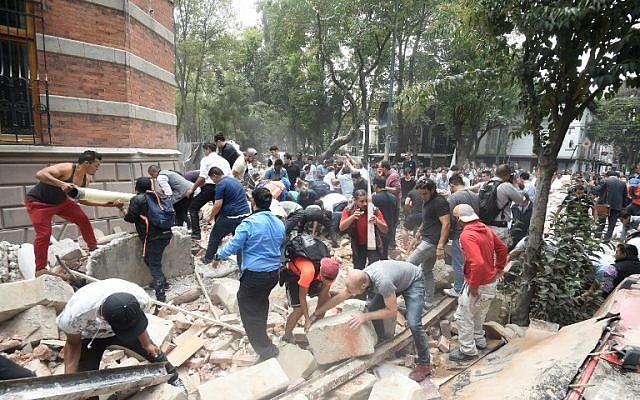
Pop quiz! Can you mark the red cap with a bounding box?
[319,257,340,280]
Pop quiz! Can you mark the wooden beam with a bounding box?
[273,297,457,399]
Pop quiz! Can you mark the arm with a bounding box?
[348,294,397,329]
[404,197,412,214]
[216,223,248,260]
[186,176,205,197]
[339,210,360,231]
[373,210,389,233]
[436,214,451,258]
[123,197,141,224]
[312,287,351,318]
[138,330,161,358]
[35,163,74,192]
[156,175,173,196]
[63,333,83,374]
[209,199,223,222]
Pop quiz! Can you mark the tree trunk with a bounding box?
[511,154,557,325]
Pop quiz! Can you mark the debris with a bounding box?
[368,375,422,400]
[167,336,206,367]
[307,311,377,365]
[0,274,74,322]
[505,323,526,338]
[529,318,560,333]
[170,288,202,305]
[129,382,187,400]
[372,362,413,379]
[276,343,318,381]
[209,278,240,313]
[197,358,290,400]
[330,372,377,400]
[0,241,23,283]
[147,313,174,347]
[24,359,52,377]
[439,320,451,339]
[0,305,59,343]
[32,344,56,361]
[195,268,222,319]
[483,321,515,342]
[47,238,83,266]
[437,336,450,353]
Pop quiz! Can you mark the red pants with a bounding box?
[25,198,97,270]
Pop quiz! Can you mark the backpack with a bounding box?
[478,180,505,224]
[144,190,175,229]
[279,234,330,287]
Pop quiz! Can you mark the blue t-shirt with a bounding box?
[215,177,250,217]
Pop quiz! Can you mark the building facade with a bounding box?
[0,0,180,243]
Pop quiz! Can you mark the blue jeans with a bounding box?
[452,238,464,293]
[204,215,246,263]
[368,279,429,365]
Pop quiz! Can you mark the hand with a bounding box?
[185,188,194,198]
[144,343,161,358]
[468,286,479,298]
[347,312,368,329]
[353,209,364,219]
[436,246,445,259]
[60,182,75,193]
[113,199,124,209]
[495,270,505,282]
[369,215,378,224]
[211,259,219,269]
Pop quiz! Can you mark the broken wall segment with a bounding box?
[85,227,193,286]
[0,275,74,322]
[307,311,377,365]
[197,358,290,400]
[368,375,422,400]
[0,305,59,343]
[276,343,318,382]
[209,278,240,313]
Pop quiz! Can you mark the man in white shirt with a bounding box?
[232,148,257,182]
[185,143,231,240]
[323,166,340,192]
[57,279,179,390]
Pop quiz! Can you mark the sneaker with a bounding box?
[257,346,279,363]
[476,341,487,350]
[408,364,431,382]
[201,256,212,265]
[448,348,477,362]
[444,288,460,297]
[423,301,434,311]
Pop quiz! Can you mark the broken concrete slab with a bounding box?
[197,358,290,400]
[47,238,83,266]
[368,375,422,400]
[343,299,367,313]
[505,324,526,338]
[483,321,514,342]
[372,363,413,380]
[147,313,174,347]
[0,275,74,322]
[307,311,377,365]
[85,227,193,286]
[439,320,451,339]
[331,372,377,400]
[129,383,187,400]
[0,305,59,343]
[277,343,318,382]
[209,278,240,313]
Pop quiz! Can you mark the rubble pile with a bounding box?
[0,241,22,283]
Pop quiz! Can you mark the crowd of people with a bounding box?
[17,137,640,384]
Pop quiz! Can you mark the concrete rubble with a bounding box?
[368,375,422,400]
[331,372,378,400]
[209,278,240,313]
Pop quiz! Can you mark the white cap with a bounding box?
[454,204,479,223]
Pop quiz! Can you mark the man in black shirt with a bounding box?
[372,176,398,259]
[404,188,424,232]
[407,179,450,306]
[214,133,240,167]
[284,153,301,184]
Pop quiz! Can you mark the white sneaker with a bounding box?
[444,288,460,297]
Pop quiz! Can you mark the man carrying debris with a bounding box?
[186,143,231,240]
[340,189,389,269]
[118,177,173,304]
[25,150,120,276]
[407,179,450,306]
[282,254,340,341]
[449,204,507,362]
[212,187,285,362]
[310,260,432,382]
[57,279,179,394]
[201,167,251,265]
[148,165,193,228]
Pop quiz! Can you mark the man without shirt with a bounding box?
[310,260,431,382]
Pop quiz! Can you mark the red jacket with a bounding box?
[459,221,508,287]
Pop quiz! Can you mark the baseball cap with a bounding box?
[454,204,479,223]
[101,293,148,342]
[351,171,361,178]
[320,257,340,281]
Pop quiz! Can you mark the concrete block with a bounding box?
[0,164,41,185]
[0,305,59,343]
[2,207,32,228]
[439,320,451,339]
[343,299,367,312]
[372,363,413,379]
[276,343,318,381]
[0,186,25,207]
[129,383,187,400]
[437,336,450,353]
[197,358,290,400]
[116,163,133,180]
[85,228,193,286]
[0,275,74,322]
[0,228,25,244]
[307,311,377,365]
[209,278,240,313]
[331,372,377,400]
[47,238,83,266]
[368,375,422,400]
[147,313,174,347]
[94,163,117,182]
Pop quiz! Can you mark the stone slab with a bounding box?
[331,372,377,400]
[368,375,422,400]
[276,343,318,382]
[0,305,59,343]
[0,275,74,322]
[209,278,240,313]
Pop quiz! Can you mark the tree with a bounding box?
[588,95,640,169]
[480,0,640,325]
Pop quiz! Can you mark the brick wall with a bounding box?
[130,0,174,30]
[0,146,182,244]
[127,69,176,113]
[128,21,174,72]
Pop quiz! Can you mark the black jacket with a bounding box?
[124,193,173,241]
[598,177,628,210]
[613,256,640,290]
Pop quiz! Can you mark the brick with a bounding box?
[0,305,59,343]
[47,238,83,266]
[331,372,377,400]
[129,383,187,400]
[0,186,25,207]
[2,207,32,228]
[307,311,377,365]
[197,358,290,400]
[209,278,240,313]
[0,275,74,322]
[368,375,422,400]
[276,343,318,382]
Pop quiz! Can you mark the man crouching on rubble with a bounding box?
[57,279,180,397]
[309,260,431,382]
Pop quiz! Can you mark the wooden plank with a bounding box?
[166,336,206,367]
[173,323,208,347]
[273,297,457,399]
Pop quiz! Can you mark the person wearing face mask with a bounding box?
[57,278,180,398]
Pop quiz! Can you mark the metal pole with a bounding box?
[383,0,398,161]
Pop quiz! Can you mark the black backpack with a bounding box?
[279,234,329,286]
[144,190,176,229]
[478,180,505,224]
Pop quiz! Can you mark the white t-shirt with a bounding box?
[200,153,231,184]
[323,171,339,190]
[57,279,150,339]
[156,174,172,196]
[232,156,247,180]
[320,193,348,212]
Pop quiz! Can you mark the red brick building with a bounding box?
[0,0,180,242]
